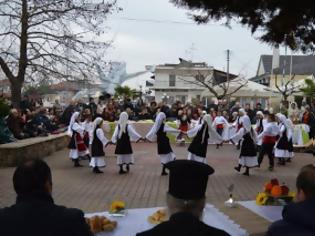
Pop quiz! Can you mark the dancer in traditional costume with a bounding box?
[286,115,295,162]
[112,112,143,174]
[257,113,280,171]
[212,111,229,149]
[82,108,93,161]
[176,108,190,143]
[231,109,257,176]
[90,117,111,174]
[255,111,267,154]
[187,114,223,163]
[67,112,88,167]
[146,112,181,176]
[275,113,291,166]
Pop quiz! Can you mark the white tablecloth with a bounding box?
[85,204,248,236]
[293,124,310,146]
[238,201,283,222]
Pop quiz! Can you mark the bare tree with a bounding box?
[0,0,119,108]
[177,70,248,100]
[266,74,300,104]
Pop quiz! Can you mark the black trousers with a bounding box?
[217,127,223,136]
[258,143,275,168]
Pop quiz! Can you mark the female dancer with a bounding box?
[146,112,181,175]
[90,117,111,174]
[187,114,223,163]
[112,112,143,174]
[67,112,89,167]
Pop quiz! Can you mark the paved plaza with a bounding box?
[1,143,314,214]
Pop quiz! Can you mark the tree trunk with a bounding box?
[10,81,23,109]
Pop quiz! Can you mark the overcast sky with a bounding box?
[103,0,289,79]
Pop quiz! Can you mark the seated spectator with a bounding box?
[7,108,30,139]
[32,107,58,133]
[0,159,92,236]
[267,164,315,236]
[137,160,229,236]
[138,107,152,120]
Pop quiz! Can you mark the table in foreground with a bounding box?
[85,204,248,236]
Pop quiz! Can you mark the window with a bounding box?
[169,74,176,87]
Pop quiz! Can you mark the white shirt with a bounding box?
[257,122,280,140]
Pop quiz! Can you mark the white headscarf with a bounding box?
[256,111,264,117]
[67,112,80,136]
[118,112,129,138]
[153,112,166,133]
[276,113,289,136]
[239,108,246,115]
[93,117,103,131]
[202,114,212,143]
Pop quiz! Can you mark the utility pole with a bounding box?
[226,49,230,83]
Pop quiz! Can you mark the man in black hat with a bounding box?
[136,160,230,236]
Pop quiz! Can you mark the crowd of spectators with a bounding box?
[1,93,315,144]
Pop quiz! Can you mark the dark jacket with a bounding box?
[136,212,230,236]
[0,192,93,236]
[267,199,315,236]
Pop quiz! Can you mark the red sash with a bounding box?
[237,124,243,132]
[75,133,87,152]
[263,135,278,144]
[216,124,224,129]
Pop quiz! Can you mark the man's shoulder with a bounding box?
[52,204,85,220]
[136,219,230,236]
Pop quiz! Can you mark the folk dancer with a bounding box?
[112,112,143,174]
[286,115,295,162]
[212,110,229,149]
[257,113,280,171]
[275,113,292,166]
[67,112,89,167]
[82,108,93,161]
[176,108,191,144]
[231,109,257,176]
[187,114,223,163]
[146,112,181,176]
[255,111,267,154]
[90,117,111,174]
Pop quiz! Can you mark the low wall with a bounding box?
[0,133,69,167]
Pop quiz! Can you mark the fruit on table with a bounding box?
[281,185,290,196]
[270,178,279,186]
[85,215,117,234]
[271,185,282,197]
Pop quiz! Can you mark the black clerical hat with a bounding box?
[165,160,214,200]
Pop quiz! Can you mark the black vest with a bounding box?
[188,124,209,158]
[115,125,133,155]
[91,129,105,157]
[276,125,289,150]
[156,123,173,155]
[240,132,257,157]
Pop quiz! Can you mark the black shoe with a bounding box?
[234,166,241,172]
[93,167,103,174]
[161,171,168,176]
[74,160,83,167]
[119,169,127,174]
[126,165,130,172]
[286,159,291,163]
[242,172,250,176]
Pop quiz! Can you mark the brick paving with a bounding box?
[0,143,314,214]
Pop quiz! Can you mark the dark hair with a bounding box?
[13,159,52,195]
[268,113,276,122]
[296,164,315,199]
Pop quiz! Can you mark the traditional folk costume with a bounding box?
[82,118,93,161]
[176,114,190,142]
[112,112,142,174]
[90,118,109,174]
[275,114,292,165]
[187,115,223,163]
[255,111,268,152]
[146,112,180,175]
[257,120,280,171]
[231,110,257,176]
[67,112,88,167]
[286,118,295,161]
[212,115,229,149]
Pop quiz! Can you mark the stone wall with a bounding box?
[0,133,69,167]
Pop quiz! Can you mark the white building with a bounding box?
[151,58,235,105]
